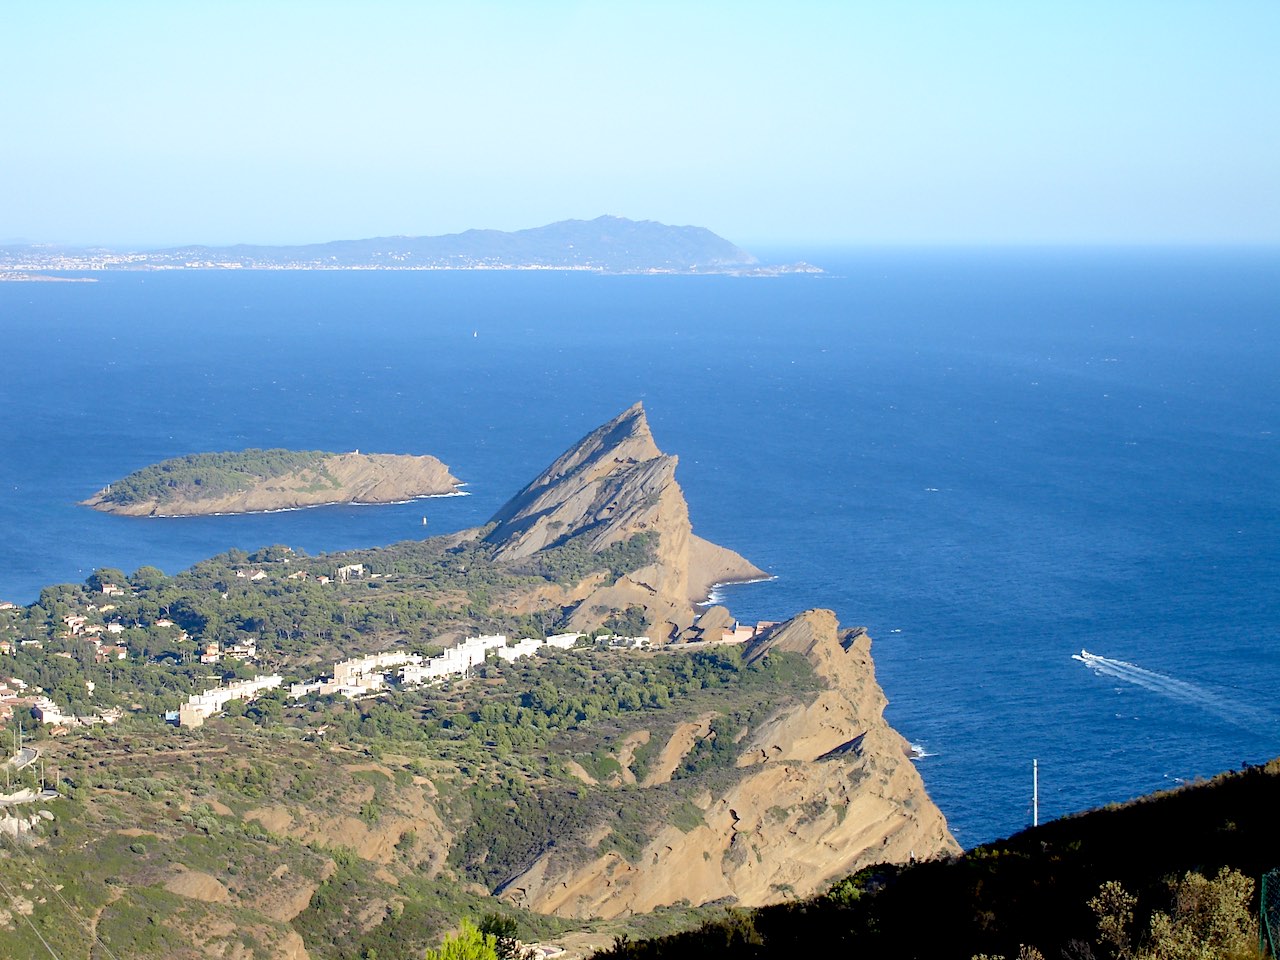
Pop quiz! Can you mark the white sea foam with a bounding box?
[696,575,777,607]
[1074,650,1273,730]
[697,588,726,607]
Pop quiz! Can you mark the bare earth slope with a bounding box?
[84,452,461,517]
[499,609,959,918]
[484,402,766,639]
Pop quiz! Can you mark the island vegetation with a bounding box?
[82,447,462,516]
[92,448,335,507]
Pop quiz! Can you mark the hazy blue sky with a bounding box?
[3,1,1277,247]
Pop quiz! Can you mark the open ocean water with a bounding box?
[1,248,1276,847]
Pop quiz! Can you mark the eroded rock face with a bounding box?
[499,610,959,919]
[484,402,766,639]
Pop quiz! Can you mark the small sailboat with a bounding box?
[421,516,428,527]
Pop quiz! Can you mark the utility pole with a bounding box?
[1033,758,1039,827]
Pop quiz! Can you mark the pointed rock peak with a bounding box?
[618,399,647,420]
[482,405,765,635]
[486,403,665,530]
[560,401,657,466]
[571,401,659,465]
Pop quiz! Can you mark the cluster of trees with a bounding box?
[1,528,665,728]
[452,781,593,890]
[1086,868,1261,960]
[504,532,657,586]
[422,916,539,960]
[97,448,334,505]
[460,646,798,752]
[301,646,805,761]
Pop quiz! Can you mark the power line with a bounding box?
[0,865,63,960]
[0,818,126,960]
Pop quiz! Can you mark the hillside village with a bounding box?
[0,555,777,736]
[172,632,601,728]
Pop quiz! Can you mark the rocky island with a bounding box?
[82,448,461,517]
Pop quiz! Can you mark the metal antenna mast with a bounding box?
[1033,758,1039,827]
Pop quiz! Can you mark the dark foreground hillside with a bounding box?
[593,758,1280,960]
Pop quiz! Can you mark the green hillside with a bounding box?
[0,539,814,960]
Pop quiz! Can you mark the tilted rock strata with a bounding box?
[498,610,959,918]
[84,453,460,517]
[484,402,766,639]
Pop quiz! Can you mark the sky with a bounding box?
[2,1,1277,248]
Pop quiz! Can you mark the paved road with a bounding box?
[2,746,38,771]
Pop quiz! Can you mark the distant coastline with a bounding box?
[0,216,822,277]
[0,271,97,282]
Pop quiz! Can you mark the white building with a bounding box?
[495,632,585,663]
[400,634,508,686]
[290,650,422,700]
[335,563,365,582]
[31,696,74,725]
[333,650,419,685]
[545,633,584,650]
[177,674,283,728]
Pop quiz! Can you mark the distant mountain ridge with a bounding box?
[0,216,819,275]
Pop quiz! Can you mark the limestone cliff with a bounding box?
[484,402,766,639]
[498,610,958,919]
[84,452,461,517]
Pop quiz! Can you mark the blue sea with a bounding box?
[1,249,1276,848]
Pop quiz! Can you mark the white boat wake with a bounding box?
[1073,650,1273,730]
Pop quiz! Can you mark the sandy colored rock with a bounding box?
[679,605,735,643]
[641,713,717,787]
[614,730,650,785]
[245,805,293,835]
[253,864,321,923]
[499,610,959,918]
[483,403,766,639]
[164,867,230,903]
[276,930,312,960]
[564,760,599,785]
